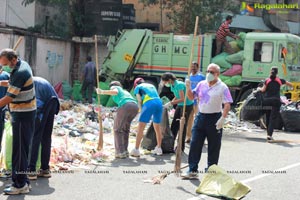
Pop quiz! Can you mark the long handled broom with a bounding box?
[13,37,24,50]
[94,35,104,151]
[174,16,199,175]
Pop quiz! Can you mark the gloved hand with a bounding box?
[185,79,191,89]
[96,88,103,95]
[163,102,172,109]
[215,116,225,130]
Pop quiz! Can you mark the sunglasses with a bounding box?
[206,70,215,75]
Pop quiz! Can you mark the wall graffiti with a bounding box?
[46,50,64,68]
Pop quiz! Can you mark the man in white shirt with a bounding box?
[182,63,233,179]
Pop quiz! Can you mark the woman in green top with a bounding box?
[161,72,194,152]
[96,81,138,159]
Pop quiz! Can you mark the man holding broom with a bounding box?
[182,63,232,179]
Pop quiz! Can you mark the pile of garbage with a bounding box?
[212,32,246,86]
[50,101,120,170]
[54,81,118,107]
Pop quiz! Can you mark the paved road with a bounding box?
[1,128,300,200]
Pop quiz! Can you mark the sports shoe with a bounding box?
[130,148,141,157]
[267,136,274,142]
[38,169,51,178]
[181,170,199,179]
[28,174,37,180]
[124,150,129,157]
[151,146,163,156]
[115,152,127,159]
[5,183,32,190]
[3,183,30,195]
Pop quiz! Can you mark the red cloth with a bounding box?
[222,64,243,76]
[54,82,64,99]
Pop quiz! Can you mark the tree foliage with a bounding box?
[140,0,239,34]
[22,0,68,6]
[22,0,89,38]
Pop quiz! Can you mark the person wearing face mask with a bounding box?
[96,81,138,159]
[161,72,194,152]
[185,61,205,143]
[258,67,292,142]
[0,49,36,194]
[182,63,233,179]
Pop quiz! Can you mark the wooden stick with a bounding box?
[174,16,199,174]
[94,35,104,151]
[13,36,24,50]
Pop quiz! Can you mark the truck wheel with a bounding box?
[259,115,267,129]
[239,89,253,102]
[259,113,283,130]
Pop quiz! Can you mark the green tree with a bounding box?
[140,0,239,34]
[22,0,89,38]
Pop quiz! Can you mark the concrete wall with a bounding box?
[35,38,72,85]
[0,0,36,28]
[0,31,72,86]
[0,33,26,59]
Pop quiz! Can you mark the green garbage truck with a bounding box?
[101,29,300,103]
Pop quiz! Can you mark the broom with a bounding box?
[94,35,104,151]
[144,164,189,184]
[13,37,24,50]
[174,16,199,175]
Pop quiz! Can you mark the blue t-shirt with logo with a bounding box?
[134,83,159,104]
[187,73,205,104]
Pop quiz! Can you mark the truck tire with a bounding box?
[259,113,284,130]
[239,89,253,102]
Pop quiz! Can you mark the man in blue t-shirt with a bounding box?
[28,76,60,180]
[186,62,205,143]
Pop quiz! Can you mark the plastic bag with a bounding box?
[236,32,246,50]
[222,64,243,76]
[223,75,242,86]
[229,40,240,53]
[211,52,232,70]
[141,108,174,153]
[72,80,82,101]
[280,102,300,132]
[62,81,73,100]
[196,165,251,200]
[0,122,42,170]
[240,90,264,121]
[225,51,244,64]
[0,122,13,170]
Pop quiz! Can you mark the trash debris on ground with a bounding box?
[196,164,251,200]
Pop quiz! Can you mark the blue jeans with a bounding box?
[29,99,58,171]
[188,112,222,172]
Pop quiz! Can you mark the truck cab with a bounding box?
[237,32,300,102]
